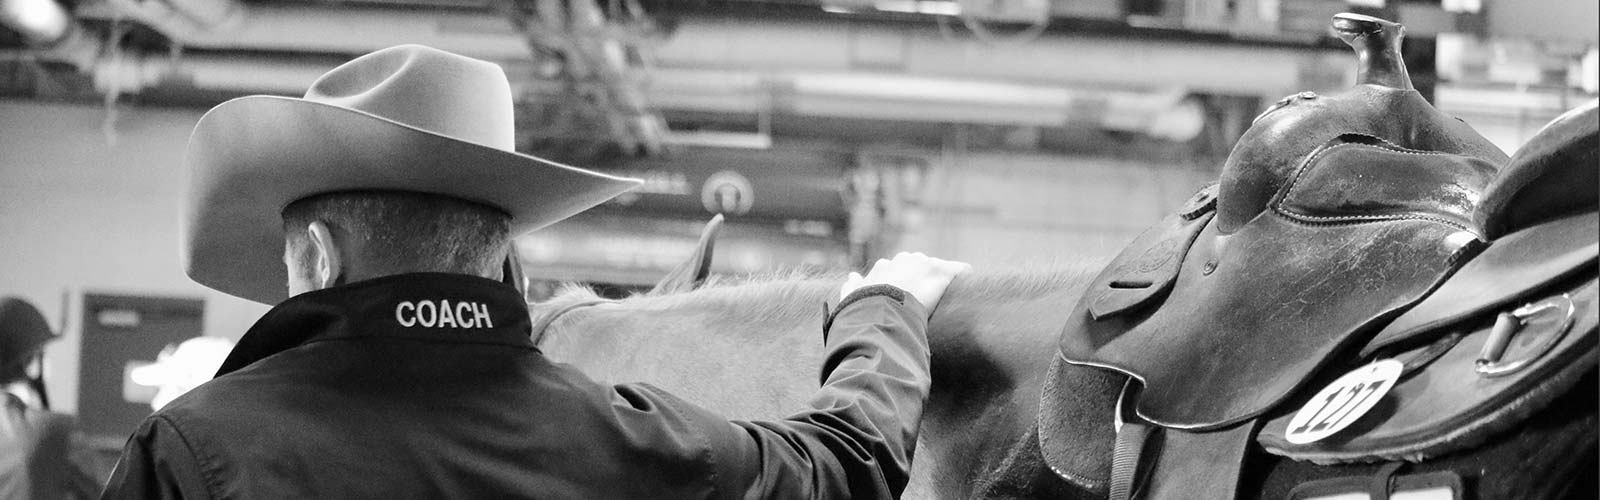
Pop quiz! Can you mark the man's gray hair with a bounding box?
[282,191,512,277]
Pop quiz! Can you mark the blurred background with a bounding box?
[0,0,1595,475]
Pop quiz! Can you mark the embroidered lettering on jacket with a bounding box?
[395,300,494,328]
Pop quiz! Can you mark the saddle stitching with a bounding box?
[1274,210,1475,230]
[1272,135,1482,233]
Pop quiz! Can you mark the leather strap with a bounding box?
[1139,421,1255,500]
[1108,422,1153,500]
[1369,461,1406,500]
[1087,188,1216,321]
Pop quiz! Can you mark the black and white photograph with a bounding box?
[1,0,1595,498]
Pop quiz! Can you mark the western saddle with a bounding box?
[1040,13,1597,500]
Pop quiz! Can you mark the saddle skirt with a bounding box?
[1060,134,1499,431]
[1038,13,1598,497]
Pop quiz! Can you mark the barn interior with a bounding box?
[0,0,1595,482]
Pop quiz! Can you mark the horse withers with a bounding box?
[532,13,1597,500]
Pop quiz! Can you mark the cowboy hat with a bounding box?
[182,45,641,305]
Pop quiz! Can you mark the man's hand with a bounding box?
[839,252,971,311]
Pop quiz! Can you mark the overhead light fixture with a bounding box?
[1442,0,1481,14]
[0,0,73,45]
[821,0,962,16]
[875,0,962,16]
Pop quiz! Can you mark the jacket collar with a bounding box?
[216,273,534,377]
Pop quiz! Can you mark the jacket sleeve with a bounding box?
[98,416,215,500]
[703,284,934,500]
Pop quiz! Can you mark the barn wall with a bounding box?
[0,100,271,414]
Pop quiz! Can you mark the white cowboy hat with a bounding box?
[182,44,640,305]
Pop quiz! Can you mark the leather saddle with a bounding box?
[1038,13,1598,500]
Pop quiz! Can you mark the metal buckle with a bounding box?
[1474,294,1576,377]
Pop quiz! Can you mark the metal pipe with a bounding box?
[128,52,1193,133]
[76,3,529,60]
[72,5,1346,97]
[98,0,246,43]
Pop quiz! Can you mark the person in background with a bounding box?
[0,297,102,499]
[99,44,969,499]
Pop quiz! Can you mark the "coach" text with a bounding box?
[395,300,493,329]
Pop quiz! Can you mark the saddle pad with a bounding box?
[1036,355,1125,494]
[1258,276,1598,463]
[1362,212,1599,356]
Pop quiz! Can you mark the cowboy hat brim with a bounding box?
[183,95,641,305]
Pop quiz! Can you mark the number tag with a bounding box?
[1285,359,1403,444]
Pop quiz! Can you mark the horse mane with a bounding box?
[533,269,841,328]
[949,261,1101,302]
[533,261,1102,328]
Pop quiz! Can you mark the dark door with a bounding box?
[76,294,204,443]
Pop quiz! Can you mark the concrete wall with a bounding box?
[891,149,1218,271]
[0,100,270,414]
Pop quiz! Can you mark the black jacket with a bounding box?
[98,273,931,499]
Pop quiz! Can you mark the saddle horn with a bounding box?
[1333,13,1413,91]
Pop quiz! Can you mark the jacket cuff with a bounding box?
[822,284,909,339]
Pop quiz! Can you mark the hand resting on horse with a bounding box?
[840,251,972,313]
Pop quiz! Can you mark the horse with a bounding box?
[530,13,1597,500]
[532,260,1595,499]
[533,264,1100,499]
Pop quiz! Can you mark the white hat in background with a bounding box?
[131,336,237,411]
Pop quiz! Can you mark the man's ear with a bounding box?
[502,242,528,299]
[307,221,342,290]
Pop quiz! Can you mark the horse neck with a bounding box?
[529,265,1099,420]
[532,277,840,419]
[533,265,1100,360]
[932,264,1100,332]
